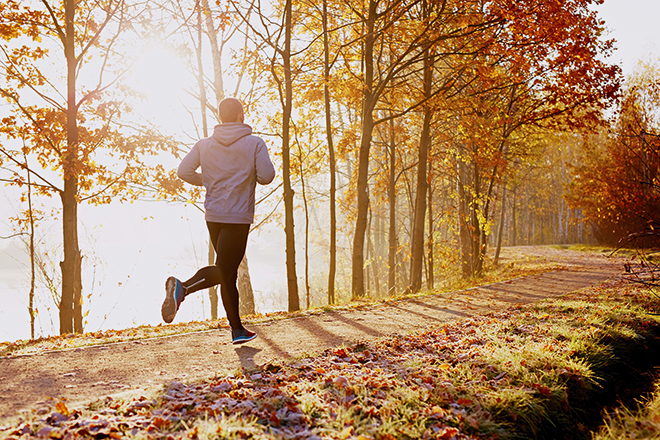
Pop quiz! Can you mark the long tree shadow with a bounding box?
[323,311,385,338]
[386,302,472,324]
[289,317,349,346]
[406,298,475,317]
[255,317,349,362]
[255,331,290,360]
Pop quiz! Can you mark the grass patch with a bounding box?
[592,383,660,440]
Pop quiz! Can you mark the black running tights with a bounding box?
[182,222,250,330]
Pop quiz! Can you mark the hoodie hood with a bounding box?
[212,122,252,146]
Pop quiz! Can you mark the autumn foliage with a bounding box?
[567,63,660,247]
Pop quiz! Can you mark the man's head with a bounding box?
[218,97,244,123]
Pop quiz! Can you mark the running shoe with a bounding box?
[232,328,257,345]
[162,276,185,323]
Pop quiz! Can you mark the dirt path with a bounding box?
[0,247,624,419]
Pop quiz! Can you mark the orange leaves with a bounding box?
[567,78,660,246]
[456,397,473,406]
[54,401,70,417]
[532,383,553,397]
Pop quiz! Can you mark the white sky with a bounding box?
[1,0,660,342]
[595,0,660,76]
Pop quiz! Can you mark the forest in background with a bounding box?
[0,0,658,339]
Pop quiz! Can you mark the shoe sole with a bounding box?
[162,277,177,323]
[232,334,257,345]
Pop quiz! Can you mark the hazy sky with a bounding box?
[1,0,659,342]
[596,0,660,75]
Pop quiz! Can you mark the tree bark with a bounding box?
[194,1,220,320]
[201,0,256,315]
[426,169,434,290]
[457,159,473,277]
[493,179,508,264]
[367,208,380,296]
[299,141,311,308]
[60,0,83,335]
[471,161,484,276]
[26,154,36,339]
[387,117,397,296]
[201,0,224,107]
[511,186,517,246]
[283,0,300,311]
[323,0,337,306]
[351,0,376,300]
[237,257,255,316]
[208,244,219,319]
[409,45,433,294]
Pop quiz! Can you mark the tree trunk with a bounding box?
[283,0,300,311]
[471,161,484,276]
[194,1,220,320]
[299,142,311,308]
[323,0,337,306]
[208,244,218,319]
[493,179,508,264]
[409,46,433,294]
[426,171,434,290]
[367,208,380,297]
[201,0,224,107]
[60,0,83,335]
[26,154,36,339]
[201,0,256,315]
[237,257,255,316]
[457,159,473,277]
[351,0,376,300]
[511,186,517,246]
[387,117,397,296]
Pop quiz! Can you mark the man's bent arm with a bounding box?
[178,145,204,186]
[255,141,276,185]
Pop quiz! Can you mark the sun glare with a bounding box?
[125,43,196,136]
[128,44,190,106]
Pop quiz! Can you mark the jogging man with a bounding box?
[161,97,275,345]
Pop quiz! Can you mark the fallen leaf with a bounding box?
[55,401,70,417]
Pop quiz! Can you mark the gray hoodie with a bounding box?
[177,123,276,224]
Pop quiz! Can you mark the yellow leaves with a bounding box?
[55,401,70,417]
[339,426,355,439]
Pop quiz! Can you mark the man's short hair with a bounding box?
[218,98,244,123]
